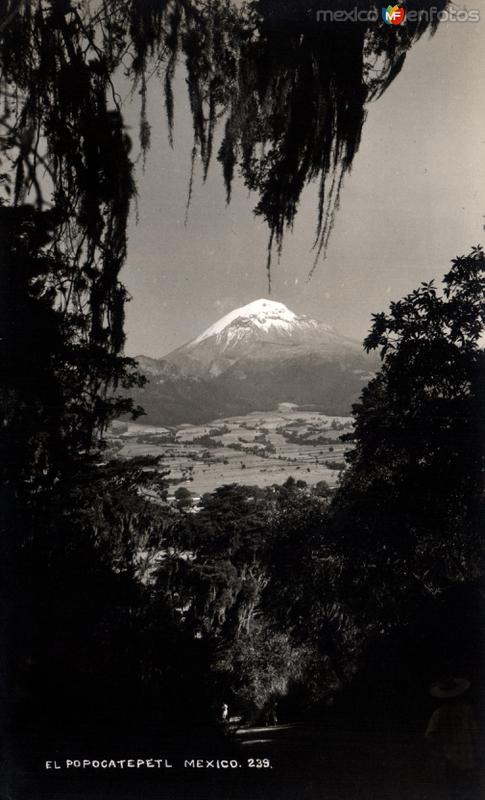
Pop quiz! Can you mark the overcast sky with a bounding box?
[121,13,485,358]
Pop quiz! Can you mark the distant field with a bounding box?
[108,410,353,495]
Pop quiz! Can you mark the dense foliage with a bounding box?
[0,207,144,498]
[333,247,485,619]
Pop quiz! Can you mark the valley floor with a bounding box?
[108,410,353,495]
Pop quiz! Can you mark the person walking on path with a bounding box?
[425,676,480,800]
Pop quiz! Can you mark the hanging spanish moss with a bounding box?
[143,0,448,278]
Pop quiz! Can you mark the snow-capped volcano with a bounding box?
[176,299,349,367]
[134,299,377,425]
[191,298,328,347]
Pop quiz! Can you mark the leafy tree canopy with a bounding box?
[331,246,485,627]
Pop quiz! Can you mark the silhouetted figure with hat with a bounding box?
[425,675,480,800]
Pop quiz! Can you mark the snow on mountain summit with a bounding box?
[191,298,330,347]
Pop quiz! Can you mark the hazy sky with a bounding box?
[122,13,485,358]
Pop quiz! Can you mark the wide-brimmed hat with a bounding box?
[430,676,470,699]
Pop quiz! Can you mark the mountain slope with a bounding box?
[133,300,377,425]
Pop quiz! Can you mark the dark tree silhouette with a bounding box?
[0,207,144,497]
[330,246,485,630]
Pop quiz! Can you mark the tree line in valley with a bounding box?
[3,244,484,739]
